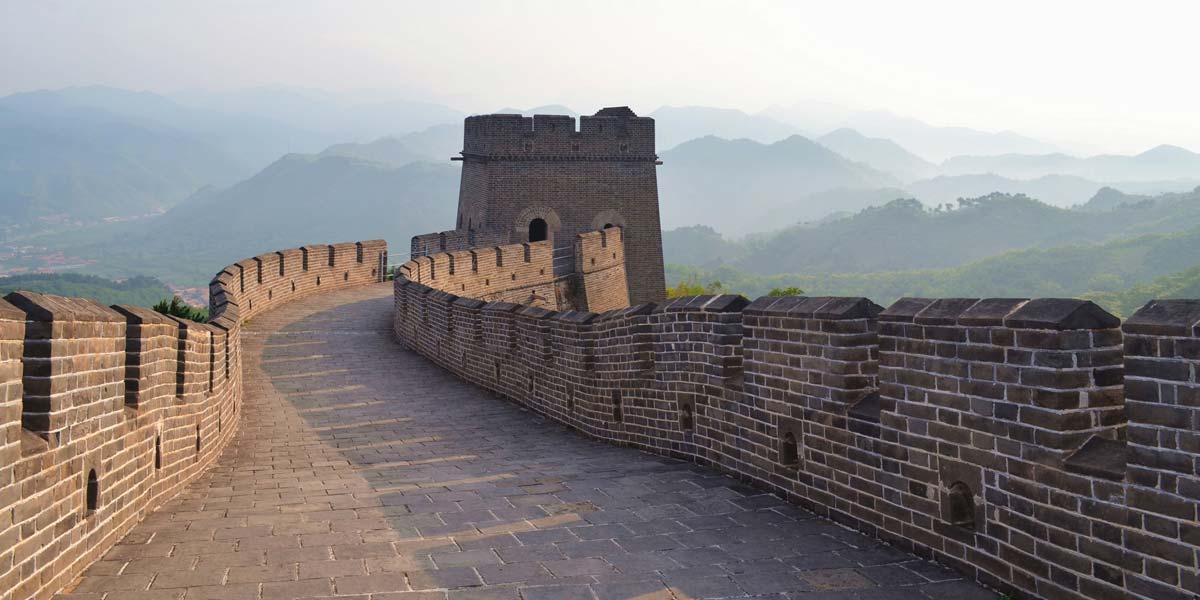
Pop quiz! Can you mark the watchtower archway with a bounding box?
[589,209,627,233]
[513,207,561,245]
[529,218,548,242]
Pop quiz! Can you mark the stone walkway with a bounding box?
[57,284,999,600]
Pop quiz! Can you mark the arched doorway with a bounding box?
[528,218,548,242]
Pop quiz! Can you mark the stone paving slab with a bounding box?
[55,284,1000,600]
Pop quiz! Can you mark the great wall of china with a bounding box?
[0,240,386,599]
[0,108,1195,600]
[394,238,1200,600]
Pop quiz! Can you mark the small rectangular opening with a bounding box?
[208,332,215,393]
[175,326,186,398]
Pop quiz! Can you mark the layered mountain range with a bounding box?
[4,87,1200,316]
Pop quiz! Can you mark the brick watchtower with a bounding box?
[452,107,666,304]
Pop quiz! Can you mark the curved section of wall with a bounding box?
[398,231,627,313]
[394,258,1199,600]
[209,240,387,321]
[0,239,385,600]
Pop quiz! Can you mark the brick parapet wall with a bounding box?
[393,277,1200,600]
[575,229,629,313]
[210,239,386,321]
[1120,300,1200,599]
[452,110,665,306]
[461,113,656,159]
[397,235,629,311]
[0,238,386,600]
[411,227,507,259]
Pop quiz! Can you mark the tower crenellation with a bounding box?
[441,107,665,305]
[461,112,656,159]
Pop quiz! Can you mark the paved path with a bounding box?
[57,284,998,600]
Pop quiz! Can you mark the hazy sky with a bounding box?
[3,0,1198,154]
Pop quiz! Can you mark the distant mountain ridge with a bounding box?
[649,106,802,151]
[657,134,899,234]
[817,128,936,182]
[762,103,1058,162]
[45,153,459,286]
[0,86,469,233]
[318,124,462,166]
[941,144,1200,181]
[0,92,246,225]
[667,224,1200,316]
[661,188,1200,275]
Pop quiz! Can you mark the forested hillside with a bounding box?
[667,224,1200,315]
[32,154,459,286]
[663,189,1200,274]
[0,96,245,225]
[657,135,898,233]
[0,273,172,307]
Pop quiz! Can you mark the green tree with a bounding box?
[153,296,208,323]
[666,276,726,299]
[767,286,804,297]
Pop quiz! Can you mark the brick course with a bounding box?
[0,238,386,600]
[445,108,665,305]
[394,269,1200,600]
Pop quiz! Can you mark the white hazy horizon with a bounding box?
[3,0,1198,156]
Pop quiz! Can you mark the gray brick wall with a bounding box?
[394,277,1200,600]
[439,109,665,305]
[0,239,387,600]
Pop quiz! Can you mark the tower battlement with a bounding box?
[461,108,656,160]
[450,106,666,305]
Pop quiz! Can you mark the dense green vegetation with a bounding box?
[667,224,1200,316]
[0,273,173,307]
[1084,265,1200,317]
[153,296,208,322]
[665,189,1200,275]
[19,154,459,287]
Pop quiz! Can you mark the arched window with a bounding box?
[528,218,548,243]
[603,223,615,229]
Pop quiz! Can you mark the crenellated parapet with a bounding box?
[397,229,628,313]
[209,239,386,321]
[0,238,386,600]
[450,107,665,305]
[393,266,1200,600]
[461,109,656,161]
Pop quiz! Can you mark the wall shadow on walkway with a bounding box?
[255,292,996,600]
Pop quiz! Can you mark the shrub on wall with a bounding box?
[153,296,208,323]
